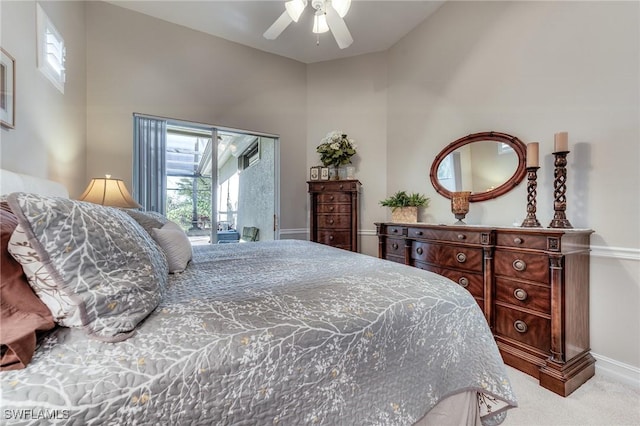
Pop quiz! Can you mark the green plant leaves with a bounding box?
[379,191,430,210]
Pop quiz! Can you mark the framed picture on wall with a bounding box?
[309,166,320,181]
[320,167,329,180]
[0,47,15,129]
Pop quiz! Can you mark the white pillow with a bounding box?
[151,223,193,273]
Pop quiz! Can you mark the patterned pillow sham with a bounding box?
[8,225,83,325]
[7,193,169,342]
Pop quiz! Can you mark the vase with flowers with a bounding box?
[316,131,357,180]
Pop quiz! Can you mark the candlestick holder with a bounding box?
[549,151,573,229]
[521,166,541,227]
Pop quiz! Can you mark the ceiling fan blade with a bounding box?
[263,11,293,40]
[325,5,353,49]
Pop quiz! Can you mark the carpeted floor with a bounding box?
[502,366,640,425]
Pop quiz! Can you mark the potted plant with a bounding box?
[379,191,430,223]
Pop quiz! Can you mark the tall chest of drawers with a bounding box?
[308,180,360,252]
[376,222,594,397]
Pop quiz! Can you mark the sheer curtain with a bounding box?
[133,115,167,213]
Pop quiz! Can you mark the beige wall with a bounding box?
[384,1,639,375]
[85,1,308,230]
[306,52,389,255]
[0,0,86,196]
[307,0,639,379]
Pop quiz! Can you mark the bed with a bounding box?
[0,169,517,425]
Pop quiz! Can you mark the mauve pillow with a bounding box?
[0,206,55,371]
[7,193,168,342]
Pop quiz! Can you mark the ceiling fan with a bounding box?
[263,0,353,49]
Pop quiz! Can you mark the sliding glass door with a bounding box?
[133,114,279,245]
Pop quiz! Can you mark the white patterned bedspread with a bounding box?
[0,240,516,425]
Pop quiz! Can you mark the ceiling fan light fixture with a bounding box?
[285,0,307,22]
[331,0,351,18]
[312,11,329,34]
[265,0,352,49]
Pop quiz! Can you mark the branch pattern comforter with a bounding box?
[1,240,516,425]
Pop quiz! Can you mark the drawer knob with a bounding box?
[512,259,527,271]
[329,195,335,201]
[391,243,399,250]
[416,230,423,236]
[456,252,467,263]
[457,234,466,240]
[329,235,334,241]
[513,320,528,334]
[329,206,335,212]
[514,237,523,244]
[320,185,325,190]
[329,219,334,224]
[392,228,398,233]
[416,247,424,255]
[513,288,528,301]
[458,277,469,288]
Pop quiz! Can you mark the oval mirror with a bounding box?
[429,131,527,202]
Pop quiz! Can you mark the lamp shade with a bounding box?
[78,175,141,209]
[313,11,329,34]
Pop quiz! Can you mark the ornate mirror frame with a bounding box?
[429,131,527,202]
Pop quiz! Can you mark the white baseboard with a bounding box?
[590,246,640,261]
[593,352,640,388]
[279,228,307,237]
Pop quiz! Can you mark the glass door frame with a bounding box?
[163,117,279,244]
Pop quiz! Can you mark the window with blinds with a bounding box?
[36,4,66,93]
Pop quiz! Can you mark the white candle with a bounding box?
[526,142,539,168]
[554,132,568,152]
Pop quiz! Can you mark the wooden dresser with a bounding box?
[308,180,360,252]
[376,222,594,396]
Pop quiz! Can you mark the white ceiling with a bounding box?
[105,1,445,64]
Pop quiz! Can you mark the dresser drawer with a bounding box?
[385,225,405,237]
[310,181,358,192]
[412,242,483,272]
[318,193,352,203]
[495,305,550,353]
[497,233,555,251]
[385,238,405,258]
[408,227,487,245]
[418,264,484,300]
[317,214,351,229]
[495,277,550,314]
[316,230,351,247]
[494,249,549,283]
[317,204,351,214]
